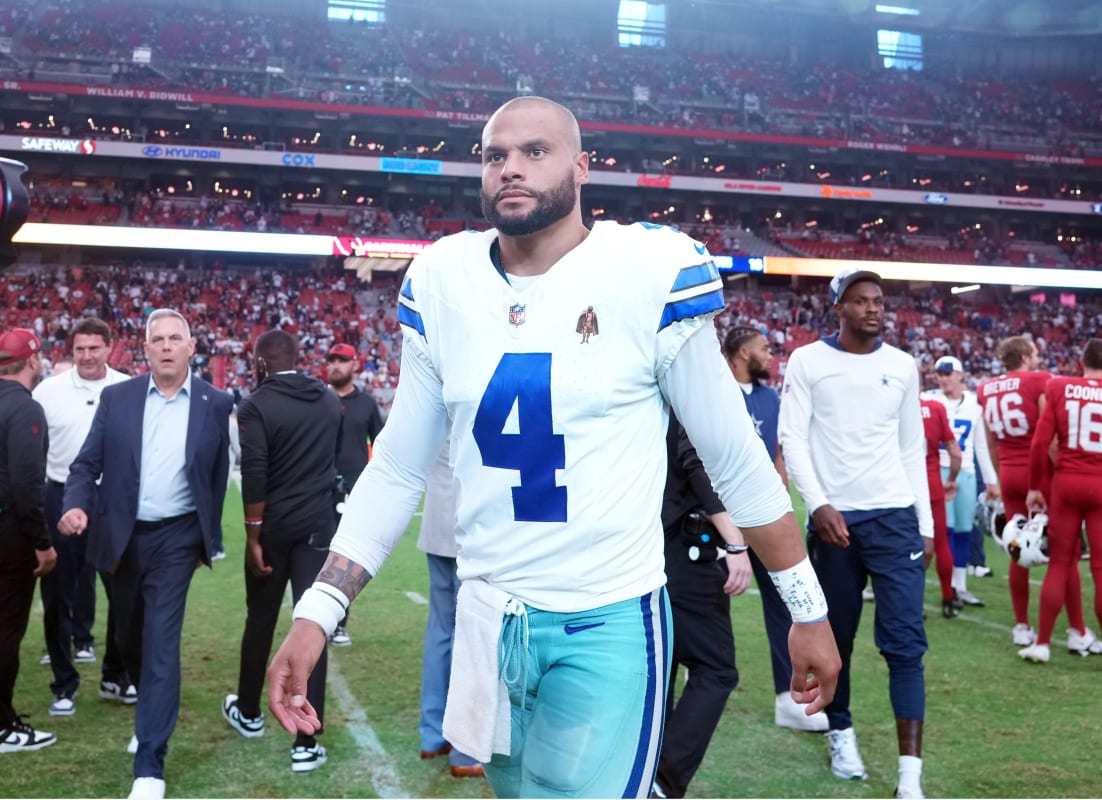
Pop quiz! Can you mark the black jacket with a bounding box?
[661,413,725,536]
[237,372,342,537]
[334,385,384,490]
[0,380,49,549]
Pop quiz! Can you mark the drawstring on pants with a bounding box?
[499,597,530,711]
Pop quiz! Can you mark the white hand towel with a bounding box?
[442,579,524,762]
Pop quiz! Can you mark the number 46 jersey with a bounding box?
[348,220,776,613]
[977,370,1049,470]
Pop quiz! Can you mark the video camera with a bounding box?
[0,157,30,269]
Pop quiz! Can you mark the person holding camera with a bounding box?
[653,413,752,799]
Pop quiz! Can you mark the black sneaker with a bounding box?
[942,598,959,619]
[0,717,57,752]
[222,694,264,738]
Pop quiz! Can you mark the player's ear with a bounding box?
[575,150,589,186]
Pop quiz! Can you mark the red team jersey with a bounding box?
[921,399,954,500]
[977,370,1050,470]
[1030,376,1102,487]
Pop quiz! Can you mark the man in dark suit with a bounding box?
[58,309,232,800]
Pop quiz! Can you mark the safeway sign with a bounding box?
[20,137,96,154]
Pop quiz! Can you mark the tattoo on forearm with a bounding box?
[317,553,372,600]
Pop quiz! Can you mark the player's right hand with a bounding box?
[1025,489,1046,513]
[268,619,326,735]
[811,504,850,547]
[57,508,88,536]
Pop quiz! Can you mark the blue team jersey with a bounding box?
[742,381,780,458]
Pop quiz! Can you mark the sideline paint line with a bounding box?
[327,663,409,798]
[405,591,428,605]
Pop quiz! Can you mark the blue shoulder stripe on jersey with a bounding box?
[670,261,719,293]
[400,275,415,302]
[657,289,725,332]
[398,303,425,336]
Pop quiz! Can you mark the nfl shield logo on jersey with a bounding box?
[508,303,526,327]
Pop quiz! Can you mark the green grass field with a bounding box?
[7,484,1102,798]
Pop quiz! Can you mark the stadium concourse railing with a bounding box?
[13,221,1102,293]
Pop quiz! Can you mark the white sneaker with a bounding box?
[291,742,328,773]
[48,694,75,716]
[128,777,165,800]
[774,692,829,732]
[222,694,265,738]
[329,626,351,647]
[827,727,867,780]
[74,645,96,664]
[127,735,138,754]
[895,784,925,799]
[1066,627,1102,656]
[1012,624,1037,647]
[861,588,876,602]
[0,718,56,752]
[1019,643,1050,663]
[956,589,985,607]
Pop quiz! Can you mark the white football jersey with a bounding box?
[330,220,790,612]
[922,389,983,473]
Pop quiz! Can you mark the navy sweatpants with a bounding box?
[808,507,927,730]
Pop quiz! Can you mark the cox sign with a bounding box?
[282,152,315,167]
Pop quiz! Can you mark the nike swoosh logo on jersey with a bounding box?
[564,621,606,635]
[909,551,923,560]
[694,242,707,255]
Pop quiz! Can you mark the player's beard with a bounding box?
[748,355,771,383]
[481,171,576,237]
[328,371,353,390]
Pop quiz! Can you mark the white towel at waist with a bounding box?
[442,578,525,763]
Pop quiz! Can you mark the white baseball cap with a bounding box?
[934,355,963,373]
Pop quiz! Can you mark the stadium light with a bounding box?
[875,4,920,15]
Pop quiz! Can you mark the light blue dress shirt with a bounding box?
[137,375,195,521]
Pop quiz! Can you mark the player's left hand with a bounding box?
[1025,489,1046,513]
[787,620,841,715]
[984,485,1002,501]
[722,552,752,596]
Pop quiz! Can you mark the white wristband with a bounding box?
[769,557,829,624]
[292,583,351,637]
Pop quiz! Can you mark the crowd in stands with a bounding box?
[4,0,1102,172]
[0,261,404,412]
[3,259,1099,408]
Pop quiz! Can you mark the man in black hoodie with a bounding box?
[221,329,341,774]
[0,328,57,752]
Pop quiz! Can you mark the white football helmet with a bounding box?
[1002,513,1050,568]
